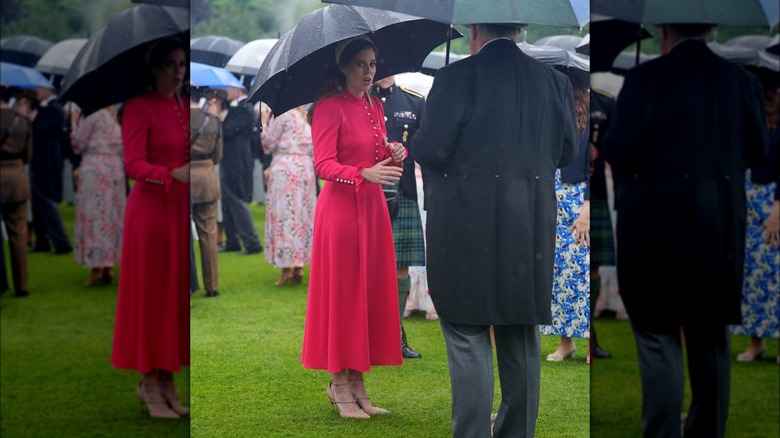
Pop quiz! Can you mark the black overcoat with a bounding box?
[412,39,578,325]
[220,101,258,203]
[30,102,67,202]
[602,40,768,329]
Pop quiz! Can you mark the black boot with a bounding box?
[592,326,612,359]
[401,325,421,359]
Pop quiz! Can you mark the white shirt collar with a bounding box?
[478,37,513,53]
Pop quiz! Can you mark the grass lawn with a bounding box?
[1,204,190,437]
[591,316,780,437]
[190,204,590,437]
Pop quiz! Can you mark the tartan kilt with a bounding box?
[391,190,426,268]
[590,198,615,268]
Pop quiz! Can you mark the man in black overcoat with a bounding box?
[29,86,72,254]
[602,23,768,438]
[219,86,263,254]
[412,23,577,437]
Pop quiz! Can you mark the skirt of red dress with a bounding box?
[301,180,402,373]
[111,180,190,373]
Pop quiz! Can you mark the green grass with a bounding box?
[1,204,190,437]
[591,316,780,437]
[190,204,589,437]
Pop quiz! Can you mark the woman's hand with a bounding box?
[388,141,405,164]
[759,200,780,247]
[570,200,590,248]
[170,163,190,183]
[358,158,403,186]
[263,168,270,188]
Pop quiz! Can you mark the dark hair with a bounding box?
[666,23,714,38]
[309,38,378,123]
[144,37,186,90]
[559,69,589,135]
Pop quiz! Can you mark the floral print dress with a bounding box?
[71,108,125,268]
[540,170,590,339]
[261,109,316,268]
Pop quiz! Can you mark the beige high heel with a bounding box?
[136,378,180,419]
[349,377,389,415]
[158,370,189,416]
[327,381,370,419]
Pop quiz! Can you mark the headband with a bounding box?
[334,35,372,65]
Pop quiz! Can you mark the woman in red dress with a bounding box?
[301,36,406,419]
[111,38,190,419]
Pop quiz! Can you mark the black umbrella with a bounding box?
[589,15,653,72]
[247,4,461,115]
[190,35,245,68]
[575,34,589,55]
[0,36,54,68]
[60,5,189,116]
[768,34,779,55]
[517,41,589,79]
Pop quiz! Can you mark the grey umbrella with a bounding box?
[35,39,88,77]
[0,36,54,68]
[591,0,779,27]
[533,35,583,52]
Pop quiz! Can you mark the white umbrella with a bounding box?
[225,39,278,77]
[35,39,88,76]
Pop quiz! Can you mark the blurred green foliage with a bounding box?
[0,0,134,41]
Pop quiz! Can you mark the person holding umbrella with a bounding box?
[412,23,577,437]
[111,37,190,420]
[301,35,405,419]
[602,23,768,437]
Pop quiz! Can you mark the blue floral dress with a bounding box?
[540,170,590,338]
[731,172,779,339]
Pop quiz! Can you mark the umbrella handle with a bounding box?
[445,26,452,66]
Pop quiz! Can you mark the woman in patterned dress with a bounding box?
[70,105,125,286]
[541,72,591,361]
[260,105,316,286]
[732,69,779,364]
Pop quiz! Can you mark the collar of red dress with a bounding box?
[340,90,373,107]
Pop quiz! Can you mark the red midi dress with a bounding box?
[301,91,402,373]
[111,91,190,374]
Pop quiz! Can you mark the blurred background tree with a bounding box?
[1,0,133,40]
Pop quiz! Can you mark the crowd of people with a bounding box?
[2,17,778,438]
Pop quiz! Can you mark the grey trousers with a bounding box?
[220,183,262,252]
[440,319,541,438]
[631,322,730,438]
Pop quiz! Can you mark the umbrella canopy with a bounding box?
[224,39,279,76]
[532,35,582,51]
[517,42,589,72]
[724,34,774,52]
[394,71,434,96]
[421,51,468,75]
[190,62,244,89]
[0,36,54,67]
[35,39,88,76]
[191,35,245,68]
[248,4,461,115]
[768,34,779,55]
[324,0,589,27]
[0,62,54,89]
[591,0,779,27]
[611,50,658,74]
[575,33,589,54]
[589,14,653,72]
[60,5,189,116]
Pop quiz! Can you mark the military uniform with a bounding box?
[0,106,33,296]
[374,82,426,359]
[190,108,223,296]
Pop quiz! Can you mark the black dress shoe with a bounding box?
[53,246,73,255]
[30,246,50,253]
[13,290,30,298]
[241,247,263,255]
[205,290,220,298]
[401,326,421,359]
[219,246,241,253]
[593,346,612,359]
